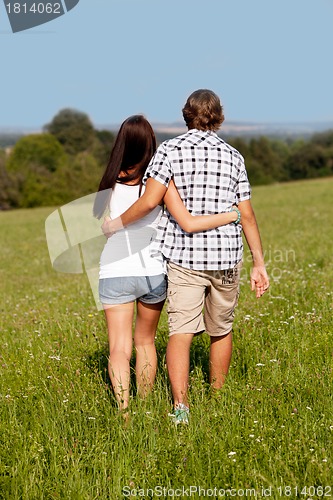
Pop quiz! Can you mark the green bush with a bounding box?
[6,133,66,174]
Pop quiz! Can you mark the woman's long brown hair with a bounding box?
[93,115,156,218]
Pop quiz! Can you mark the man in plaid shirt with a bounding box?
[103,89,269,424]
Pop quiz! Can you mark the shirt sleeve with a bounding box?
[143,143,173,187]
[236,155,252,202]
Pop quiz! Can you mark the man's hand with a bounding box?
[250,266,270,298]
[102,216,115,238]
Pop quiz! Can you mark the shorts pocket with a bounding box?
[167,289,178,314]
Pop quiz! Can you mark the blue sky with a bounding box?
[1,0,333,128]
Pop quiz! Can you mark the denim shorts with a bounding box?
[99,274,167,305]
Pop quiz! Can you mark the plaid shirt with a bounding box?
[144,129,252,270]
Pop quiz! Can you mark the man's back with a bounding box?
[145,128,251,270]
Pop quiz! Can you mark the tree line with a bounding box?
[1,109,333,210]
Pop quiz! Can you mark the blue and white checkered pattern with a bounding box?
[144,129,252,270]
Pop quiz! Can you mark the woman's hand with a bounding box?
[230,205,241,223]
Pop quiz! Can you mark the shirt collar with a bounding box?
[187,128,218,137]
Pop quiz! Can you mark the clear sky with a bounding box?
[1,0,333,128]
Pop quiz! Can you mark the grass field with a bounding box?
[0,178,332,499]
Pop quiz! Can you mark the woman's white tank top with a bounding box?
[99,183,165,279]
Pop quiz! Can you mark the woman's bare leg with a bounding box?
[134,300,164,397]
[103,302,134,411]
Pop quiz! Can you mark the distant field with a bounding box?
[1,178,332,499]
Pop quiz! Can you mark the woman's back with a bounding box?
[99,183,164,278]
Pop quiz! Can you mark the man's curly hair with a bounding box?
[182,89,225,132]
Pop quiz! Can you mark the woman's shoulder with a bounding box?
[110,183,144,209]
[113,182,142,192]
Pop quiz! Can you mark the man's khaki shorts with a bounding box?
[167,261,242,337]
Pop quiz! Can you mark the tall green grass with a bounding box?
[1,178,332,499]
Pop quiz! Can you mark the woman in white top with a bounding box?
[93,115,240,414]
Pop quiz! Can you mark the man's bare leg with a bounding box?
[166,333,194,407]
[209,331,232,389]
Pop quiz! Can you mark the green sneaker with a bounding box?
[173,403,189,425]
